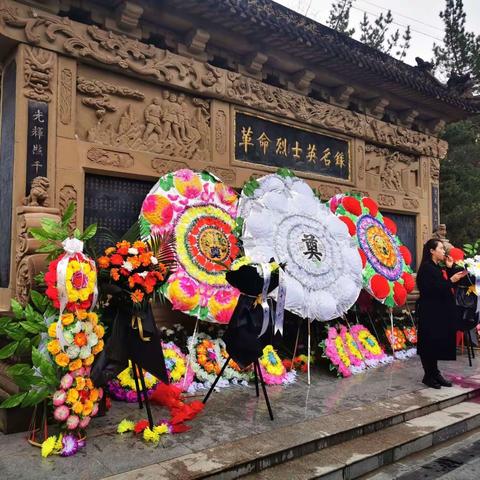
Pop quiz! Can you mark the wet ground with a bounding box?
[362,426,480,479]
[1,353,479,480]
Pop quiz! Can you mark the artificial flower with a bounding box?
[55,353,70,368]
[47,340,61,355]
[66,415,79,430]
[117,419,135,433]
[41,436,57,458]
[53,405,70,422]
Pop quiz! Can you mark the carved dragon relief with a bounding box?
[0,0,447,159]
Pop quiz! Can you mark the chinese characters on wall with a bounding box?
[235,112,350,180]
[26,100,48,194]
[432,185,439,232]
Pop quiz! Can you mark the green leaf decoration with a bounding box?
[34,272,46,286]
[30,291,48,313]
[11,300,25,320]
[277,168,295,178]
[29,227,50,241]
[159,173,174,191]
[242,177,260,197]
[139,216,151,240]
[21,388,49,408]
[0,341,19,360]
[20,321,41,335]
[200,170,216,183]
[81,223,97,241]
[0,317,12,333]
[15,338,31,356]
[2,325,25,341]
[0,392,27,409]
[24,304,36,323]
[61,201,75,228]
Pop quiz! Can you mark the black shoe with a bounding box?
[435,373,452,387]
[422,376,442,389]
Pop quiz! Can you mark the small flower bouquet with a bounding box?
[97,239,172,309]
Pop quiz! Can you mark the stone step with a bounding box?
[244,399,480,480]
[102,376,480,480]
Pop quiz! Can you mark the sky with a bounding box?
[273,0,480,67]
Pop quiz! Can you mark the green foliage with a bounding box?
[326,0,355,36]
[439,117,480,246]
[242,176,260,197]
[463,240,480,257]
[29,201,97,260]
[433,0,480,91]
[326,1,411,60]
[0,291,59,408]
[276,168,295,178]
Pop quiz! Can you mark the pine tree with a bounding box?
[433,0,480,89]
[327,1,411,60]
[326,0,355,36]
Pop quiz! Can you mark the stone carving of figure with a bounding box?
[143,97,163,141]
[23,176,50,207]
[381,153,402,191]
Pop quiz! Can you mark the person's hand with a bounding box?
[450,270,468,283]
[445,255,454,268]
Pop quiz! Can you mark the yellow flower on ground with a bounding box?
[154,424,169,435]
[41,436,57,458]
[117,419,135,434]
[143,427,160,444]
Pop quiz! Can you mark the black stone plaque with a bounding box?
[0,61,16,288]
[432,185,439,232]
[26,100,48,194]
[84,174,155,252]
[381,211,417,270]
[235,111,350,180]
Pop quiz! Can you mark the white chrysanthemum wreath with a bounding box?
[238,170,363,321]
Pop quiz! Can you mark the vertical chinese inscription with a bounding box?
[432,185,439,232]
[26,101,48,194]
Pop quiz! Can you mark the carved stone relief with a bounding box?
[215,110,227,155]
[23,45,55,102]
[403,198,419,210]
[0,0,447,159]
[315,182,342,200]
[77,75,144,118]
[59,184,77,228]
[209,166,236,184]
[82,82,211,162]
[365,144,419,196]
[87,147,134,168]
[151,158,189,175]
[59,67,73,124]
[23,176,50,207]
[422,223,429,243]
[377,194,396,207]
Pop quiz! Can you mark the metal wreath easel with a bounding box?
[202,356,274,421]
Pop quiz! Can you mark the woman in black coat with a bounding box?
[416,239,467,388]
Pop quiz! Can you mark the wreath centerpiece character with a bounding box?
[238,170,363,321]
[140,169,241,324]
[329,194,414,307]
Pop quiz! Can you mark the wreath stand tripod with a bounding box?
[130,359,155,429]
[462,329,476,367]
[203,357,274,421]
